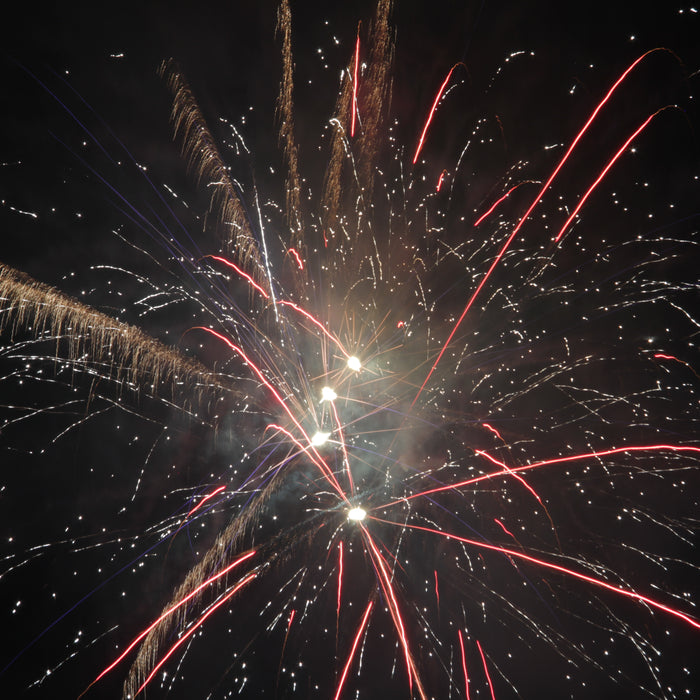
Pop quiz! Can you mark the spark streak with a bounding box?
[458,630,471,700]
[333,601,373,700]
[554,109,667,242]
[206,254,270,299]
[194,326,345,496]
[86,550,255,692]
[412,63,462,164]
[411,49,666,407]
[381,443,700,507]
[351,30,360,138]
[476,640,496,700]
[371,518,700,631]
[135,573,257,696]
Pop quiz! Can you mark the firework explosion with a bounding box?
[1,2,699,698]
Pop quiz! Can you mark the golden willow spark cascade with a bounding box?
[1,2,699,699]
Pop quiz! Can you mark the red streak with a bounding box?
[494,518,515,539]
[337,541,344,620]
[413,63,462,164]
[653,353,699,378]
[207,254,269,299]
[411,50,662,408]
[482,422,503,441]
[333,601,373,700]
[361,526,427,700]
[265,423,314,463]
[89,551,255,690]
[186,485,226,519]
[277,300,350,359]
[287,247,304,270]
[382,443,700,507]
[555,109,663,242]
[434,569,440,608]
[498,459,542,504]
[476,443,700,477]
[209,257,355,368]
[195,327,345,497]
[473,182,526,227]
[136,573,257,696]
[287,608,295,631]
[477,640,496,700]
[458,630,471,700]
[436,169,447,192]
[351,31,360,138]
[371,517,700,631]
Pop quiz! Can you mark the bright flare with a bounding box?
[311,431,331,447]
[347,507,367,521]
[321,386,337,402]
[347,356,361,371]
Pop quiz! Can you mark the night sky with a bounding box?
[1,2,699,699]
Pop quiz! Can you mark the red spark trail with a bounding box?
[337,541,344,621]
[434,569,440,609]
[361,525,428,700]
[206,254,270,298]
[185,484,226,519]
[410,49,664,408]
[482,422,503,441]
[436,169,447,192]
[379,443,700,507]
[277,300,350,359]
[476,443,700,476]
[494,457,542,504]
[264,423,318,468]
[333,600,373,700]
[412,63,462,164]
[86,551,255,693]
[473,182,532,227]
[194,327,345,497]
[494,518,515,539]
[458,630,471,700]
[351,30,360,138]
[555,109,666,242]
[135,573,257,696]
[287,247,304,270]
[208,257,352,364]
[370,517,700,631]
[477,640,496,700]
[653,352,699,378]
[276,608,296,692]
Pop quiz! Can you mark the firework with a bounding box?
[1,2,699,698]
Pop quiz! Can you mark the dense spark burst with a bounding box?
[1,2,699,699]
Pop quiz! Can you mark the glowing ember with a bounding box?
[311,431,331,447]
[347,507,366,522]
[320,386,337,402]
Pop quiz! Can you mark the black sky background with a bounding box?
[1,2,699,699]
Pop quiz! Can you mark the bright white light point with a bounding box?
[320,386,337,402]
[347,356,361,371]
[347,507,366,521]
[311,431,331,447]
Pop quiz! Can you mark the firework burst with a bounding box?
[1,2,699,698]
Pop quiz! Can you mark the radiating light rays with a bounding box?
[1,3,698,699]
[347,507,366,521]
